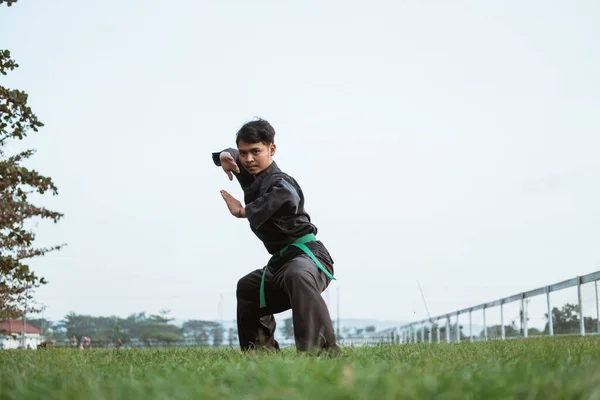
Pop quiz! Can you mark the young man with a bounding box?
[212,118,339,355]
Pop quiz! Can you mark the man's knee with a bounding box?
[283,258,319,289]
[237,273,255,300]
[237,268,266,300]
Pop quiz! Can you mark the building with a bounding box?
[0,320,43,349]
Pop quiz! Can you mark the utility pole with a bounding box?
[218,293,224,326]
[218,293,225,346]
[336,287,340,340]
[22,288,28,349]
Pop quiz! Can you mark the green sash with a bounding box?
[259,233,335,308]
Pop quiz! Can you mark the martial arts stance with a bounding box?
[212,119,339,354]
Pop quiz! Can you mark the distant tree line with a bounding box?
[24,310,235,347]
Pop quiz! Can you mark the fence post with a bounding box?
[436,320,441,343]
[483,305,488,341]
[501,301,506,340]
[421,324,425,343]
[456,312,460,343]
[596,281,600,334]
[445,317,451,343]
[522,295,528,338]
[469,309,473,342]
[414,326,418,343]
[429,324,433,344]
[578,276,585,336]
[546,286,553,336]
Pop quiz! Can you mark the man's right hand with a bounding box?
[219,151,241,181]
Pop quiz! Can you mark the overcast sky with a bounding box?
[1,0,599,327]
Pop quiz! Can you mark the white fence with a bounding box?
[370,270,600,344]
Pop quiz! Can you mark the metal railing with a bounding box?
[371,270,600,344]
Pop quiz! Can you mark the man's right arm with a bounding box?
[211,147,237,167]
[211,148,253,189]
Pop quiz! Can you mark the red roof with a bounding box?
[0,320,41,335]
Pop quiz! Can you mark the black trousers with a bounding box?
[236,253,338,352]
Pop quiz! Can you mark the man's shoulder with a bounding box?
[264,170,298,187]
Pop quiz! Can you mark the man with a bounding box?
[212,118,339,355]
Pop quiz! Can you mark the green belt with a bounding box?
[259,233,335,308]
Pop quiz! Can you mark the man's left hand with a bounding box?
[220,190,245,218]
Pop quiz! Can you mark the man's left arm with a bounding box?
[244,177,300,229]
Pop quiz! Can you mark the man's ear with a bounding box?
[270,143,277,156]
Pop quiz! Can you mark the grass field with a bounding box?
[1,337,600,399]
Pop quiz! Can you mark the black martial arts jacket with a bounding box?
[212,148,334,273]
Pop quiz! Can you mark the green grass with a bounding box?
[1,337,600,399]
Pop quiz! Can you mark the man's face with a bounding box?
[237,139,276,175]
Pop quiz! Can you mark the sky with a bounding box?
[1,0,599,327]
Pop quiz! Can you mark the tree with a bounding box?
[181,320,225,346]
[228,327,237,347]
[480,324,519,339]
[51,312,157,344]
[139,310,183,345]
[59,313,97,339]
[211,323,224,347]
[528,327,542,336]
[544,303,598,335]
[26,317,52,335]
[365,325,376,333]
[182,320,212,346]
[1,0,65,318]
[280,317,294,340]
[92,316,128,342]
[120,312,148,339]
[27,317,69,340]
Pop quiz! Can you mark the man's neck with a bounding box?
[252,160,277,179]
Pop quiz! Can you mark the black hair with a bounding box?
[235,118,275,146]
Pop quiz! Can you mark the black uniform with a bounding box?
[212,148,338,353]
